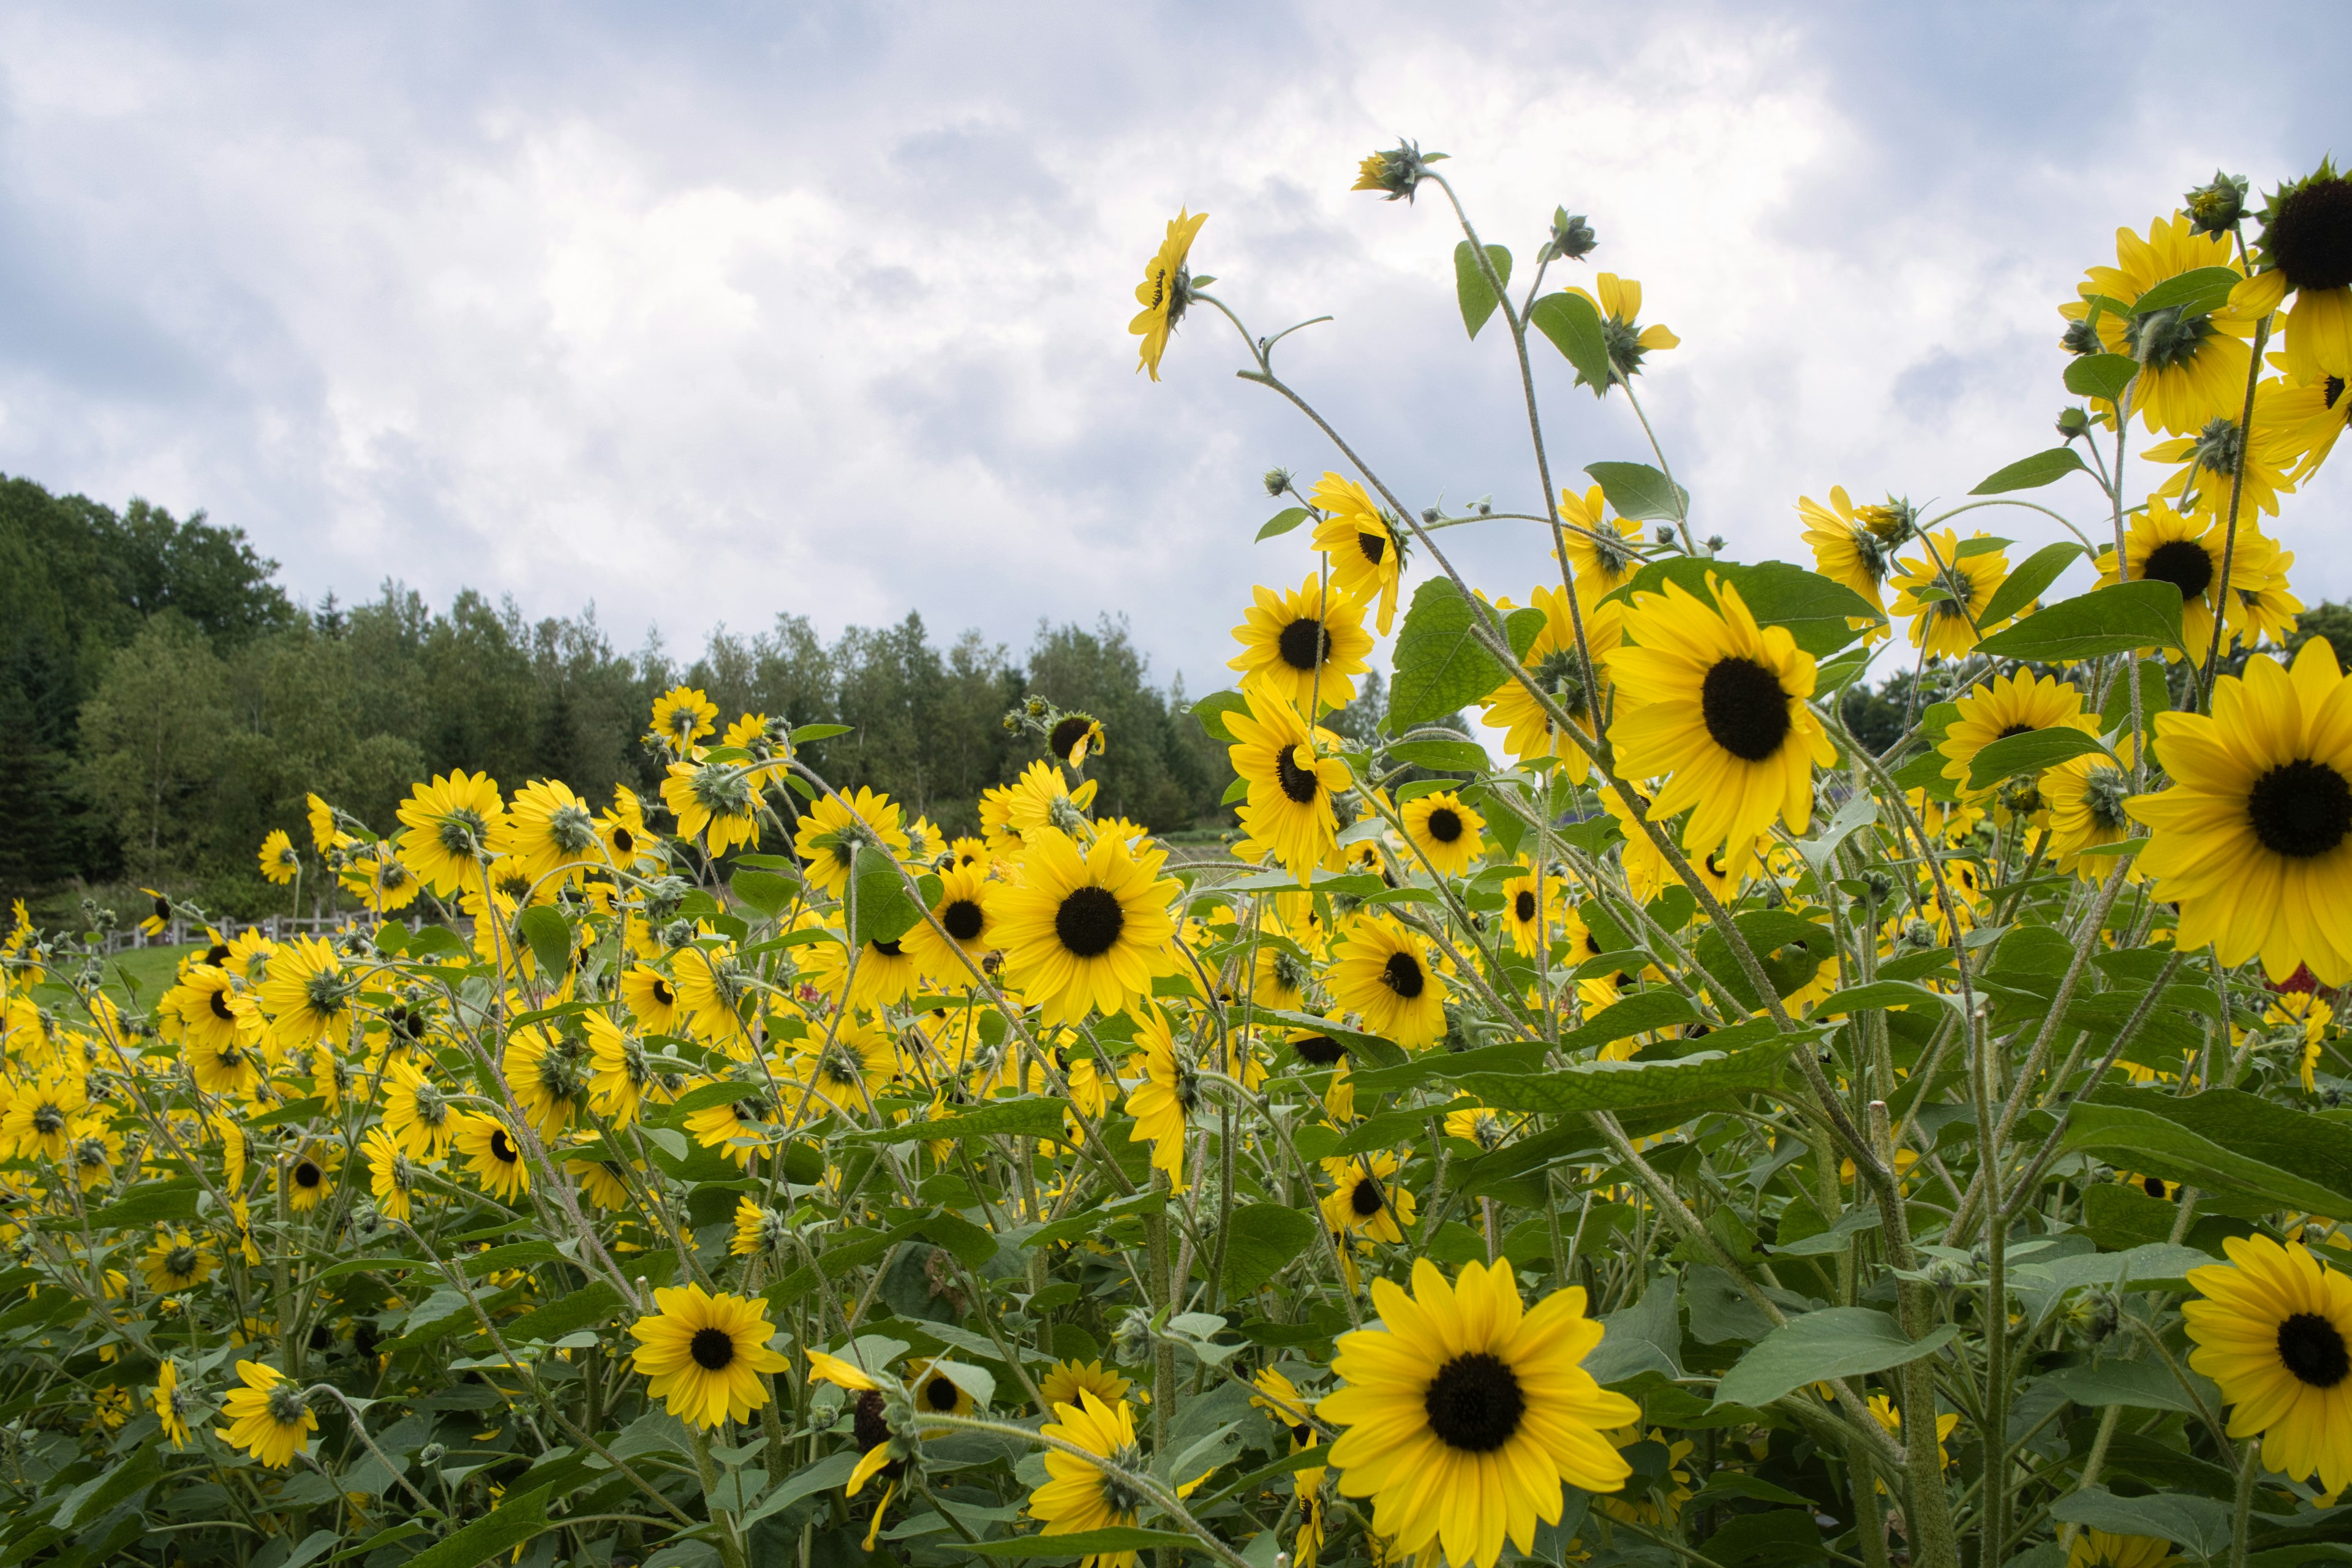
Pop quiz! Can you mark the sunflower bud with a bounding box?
[1351,139,1446,204]
[2183,170,2249,236]
[1110,1308,1153,1366]
[1263,467,1294,497]
[2057,405,2092,442]
[1540,208,1598,264]
[2060,318,2103,357]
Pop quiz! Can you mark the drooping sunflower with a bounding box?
[649,685,719,755]
[216,1360,315,1468]
[138,1227,217,1294]
[600,785,659,868]
[1561,273,1679,388]
[496,778,606,883]
[281,1142,337,1213]
[2060,211,2252,434]
[153,1359,192,1449]
[1479,587,1622,783]
[684,1083,775,1167]
[1400,790,1486,878]
[1227,685,1352,883]
[1890,529,2011,661]
[1130,208,1207,382]
[1319,1150,1418,1243]
[620,963,684,1035]
[2094,499,2283,665]
[662,760,761,856]
[1553,486,1645,603]
[256,935,356,1051]
[729,1193,791,1259]
[901,862,995,985]
[1796,487,1907,642]
[1496,867,1562,958]
[453,1112,531,1200]
[1937,669,2091,796]
[2183,1234,2352,1493]
[630,1283,790,1430]
[382,1059,458,1159]
[502,1023,592,1139]
[2147,405,2299,521]
[1319,1259,1637,1568]
[2126,638,2352,983]
[257,829,300,885]
[2228,527,2305,654]
[2235,162,2352,385]
[673,944,759,1057]
[363,1128,414,1223]
[1229,573,1375,715]
[1028,1390,1161,1567]
[567,1156,639,1211]
[1310,472,1404,635]
[586,1009,673,1126]
[1607,575,1836,858]
[1123,1005,1198,1190]
[1327,918,1446,1048]
[2046,740,2142,881]
[793,786,911,899]
[781,1017,899,1119]
[992,827,1180,1026]
[395,769,505,897]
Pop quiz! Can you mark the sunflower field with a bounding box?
[6,148,2352,1568]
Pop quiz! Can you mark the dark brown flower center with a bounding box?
[2247,759,2352,859]
[1278,616,1330,673]
[2270,176,2352,293]
[489,1129,518,1163]
[690,1326,736,1371]
[1055,886,1126,959]
[651,977,675,1007]
[1513,890,1537,922]
[2277,1310,2350,1388]
[2140,538,2216,601]
[1291,1034,1347,1066]
[295,1161,322,1189]
[1357,529,1387,567]
[1381,950,1425,1000]
[1423,1351,1525,1453]
[1275,745,1322,805]
[1700,657,1791,763]
[1424,808,1463,844]
[1349,1177,1385,1217]
[941,900,986,942]
[209,988,236,1022]
[924,1376,960,1411]
[1050,717,1095,758]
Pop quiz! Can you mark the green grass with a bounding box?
[102,942,201,1005]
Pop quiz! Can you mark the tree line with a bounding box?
[0,473,1236,920]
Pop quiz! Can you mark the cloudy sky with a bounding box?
[2,1,2346,697]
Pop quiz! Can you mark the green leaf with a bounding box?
[1980,540,2088,628]
[394,1485,553,1568]
[2049,1488,2233,1562]
[2040,1360,2209,1415]
[1712,1308,1961,1409]
[917,1211,1000,1269]
[850,846,924,946]
[2064,353,2140,402]
[1811,981,1962,1020]
[729,867,795,918]
[791,722,853,742]
[2099,657,2171,741]
[1453,1035,1802,1118]
[1584,461,1687,523]
[1257,507,1311,541]
[516,905,572,978]
[86,1178,200,1230]
[405,924,469,961]
[1389,579,1519,729]
[1606,558,1884,658]
[2061,1085,2352,1216]
[2132,265,2242,319]
[50,1439,160,1529]
[848,1096,1071,1145]
[1529,290,1612,394]
[1221,1204,1319,1298]
[1970,448,2090,496]
[1965,727,2107,790]
[1385,738,1489,772]
[1975,581,2186,662]
[503,1281,625,1344]
[965,1529,1201,1559]
[1694,911,1833,1008]
[1452,241,1512,339]
[461,1242,564,1278]
[1191,689,1253,744]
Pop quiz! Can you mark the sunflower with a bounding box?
[1327,918,1446,1049]
[1319,1150,1418,1243]
[1040,1359,1133,1411]
[1937,669,2091,797]
[630,1283,790,1430]
[685,1084,775,1167]
[1310,473,1404,635]
[946,834,988,872]
[1124,1005,1198,1189]
[167,968,262,1088]
[153,1359,192,1449]
[2271,355,2352,481]
[1130,208,1207,382]
[65,1115,123,1191]
[782,1018,898,1118]
[396,769,505,897]
[363,1128,415,1223]
[382,1059,458,1159]
[900,862,995,985]
[139,1228,217,1294]
[1028,1390,1163,1567]
[1545,489,1643,605]
[1230,574,1376,715]
[453,1112,531,1200]
[1608,575,1836,858]
[600,786,658,867]
[2,1074,86,1161]
[662,761,761,856]
[673,945,759,1057]
[2062,212,2252,434]
[1400,791,1486,878]
[257,829,300,885]
[586,1010,671,1126]
[2184,1234,2352,1492]
[1597,1427,1695,1528]
[2046,741,2141,881]
[280,1143,337,1212]
[1497,867,1561,958]
[216,1360,314,1468]
[905,1357,977,1422]
[340,851,422,913]
[992,827,1179,1027]
[2147,406,2299,521]
[2094,500,2278,665]
[1228,686,1352,883]
[1797,487,1906,641]
[620,963,683,1035]
[1248,936,1312,1012]
[1479,586,1623,783]
[730,1193,791,1259]
[2228,528,2304,652]
[1561,273,1679,388]
[649,685,719,755]
[502,1023,592,1139]
[2125,639,2352,984]
[793,786,911,899]
[568,1156,641,1211]
[2067,1528,2176,1568]
[1890,529,2010,660]
[2235,162,2352,385]
[496,778,606,883]
[257,935,357,1050]
[1318,1259,1637,1568]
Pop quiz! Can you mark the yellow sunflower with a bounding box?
[1400,790,1486,878]
[452,1112,531,1201]
[662,761,761,856]
[2184,1234,2352,1493]
[1561,273,1679,388]
[1890,529,2010,660]
[1554,486,1644,603]
[600,785,659,867]
[1937,669,2091,796]
[1028,1390,1167,1567]
[2067,1528,2176,1568]
[1608,574,1836,858]
[1310,472,1404,635]
[2045,741,2141,881]
[363,1128,414,1223]
[382,1058,458,1159]
[502,1023,592,1139]
[1319,1259,1637,1568]
[1319,1149,1418,1243]
[1479,586,1622,783]
[1497,867,1561,957]
[216,1359,314,1468]
[629,1283,790,1430]
[495,778,606,883]
[2234,162,2352,385]
[153,1359,192,1449]
[2126,639,2352,984]
[280,1143,338,1213]
[256,935,356,1051]
[1229,573,1375,715]
[649,685,718,754]
[992,827,1179,1026]
[2094,499,2280,665]
[396,769,505,897]
[793,786,911,899]
[901,862,995,984]
[1797,486,1907,641]
[2147,404,2299,521]
[1227,685,1351,884]
[257,828,300,885]
[1123,1005,1197,1189]
[1327,917,1446,1048]
[138,1227,217,1294]
[1129,208,1207,382]
[620,963,684,1035]
[2062,211,2252,434]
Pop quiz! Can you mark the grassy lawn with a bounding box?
[102,942,200,1005]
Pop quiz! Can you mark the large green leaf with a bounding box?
[502,1281,625,1344]
[1964,726,2108,789]
[729,866,796,918]
[1605,558,1883,658]
[2050,1489,2233,1563]
[516,904,573,978]
[850,845,924,946]
[1585,462,1689,523]
[848,1096,1071,1146]
[1191,688,1252,743]
[86,1178,200,1230]
[1975,581,2186,662]
[1980,540,2088,627]
[1712,1308,1959,1409]
[2060,1086,2352,1216]
[2064,353,2140,402]
[1528,290,1612,393]
[1388,579,1545,729]
[2132,266,2242,318]
[1970,448,2090,496]
[1221,1204,1319,1298]
[1694,911,1832,1009]
[1452,1034,1801,1118]
[398,1487,554,1568]
[1453,241,1512,339]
